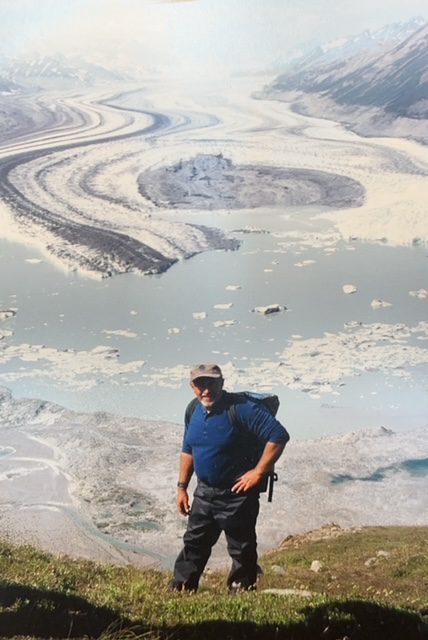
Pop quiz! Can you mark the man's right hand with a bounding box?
[177,488,191,515]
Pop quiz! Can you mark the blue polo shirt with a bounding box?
[182,392,289,488]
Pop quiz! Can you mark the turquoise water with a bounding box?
[0,206,427,440]
[331,457,428,484]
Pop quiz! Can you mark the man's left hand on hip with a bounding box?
[231,469,265,493]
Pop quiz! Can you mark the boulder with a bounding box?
[310,560,323,573]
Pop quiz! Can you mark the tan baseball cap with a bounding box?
[190,363,223,382]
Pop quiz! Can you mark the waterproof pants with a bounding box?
[173,482,260,591]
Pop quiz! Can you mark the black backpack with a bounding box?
[184,391,279,501]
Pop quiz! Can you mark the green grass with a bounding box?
[0,526,427,639]
[260,526,428,610]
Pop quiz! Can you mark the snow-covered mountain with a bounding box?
[273,17,425,76]
[270,20,428,119]
[0,53,135,89]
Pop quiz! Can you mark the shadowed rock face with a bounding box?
[138,153,365,211]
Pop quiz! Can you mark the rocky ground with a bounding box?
[138,153,365,210]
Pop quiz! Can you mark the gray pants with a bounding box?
[173,482,260,591]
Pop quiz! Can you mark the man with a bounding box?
[171,363,289,592]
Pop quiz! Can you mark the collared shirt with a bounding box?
[182,392,289,488]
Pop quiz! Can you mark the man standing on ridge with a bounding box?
[171,363,289,592]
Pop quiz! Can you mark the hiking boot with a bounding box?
[168,580,197,593]
[168,580,184,592]
[228,581,257,595]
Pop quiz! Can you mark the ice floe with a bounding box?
[213,320,237,328]
[294,259,316,267]
[409,289,428,299]
[371,299,392,309]
[272,230,342,252]
[168,327,181,335]
[102,329,138,338]
[0,310,16,321]
[213,303,234,310]
[253,304,284,315]
[343,284,357,294]
[140,321,428,400]
[0,342,145,391]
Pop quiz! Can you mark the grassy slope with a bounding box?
[0,526,427,639]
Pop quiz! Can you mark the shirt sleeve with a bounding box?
[236,401,290,445]
[182,441,192,454]
[182,426,192,454]
[182,401,198,454]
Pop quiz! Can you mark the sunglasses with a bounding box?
[192,377,221,388]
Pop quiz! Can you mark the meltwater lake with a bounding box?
[1,205,427,441]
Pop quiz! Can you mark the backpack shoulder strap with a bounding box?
[228,402,239,430]
[225,392,246,434]
[184,397,199,429]
[226,392,278,501]
[185,393,245,430]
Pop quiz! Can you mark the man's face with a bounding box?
[191,376,224,409]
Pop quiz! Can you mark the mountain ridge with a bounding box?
[264,19,428,142]
[0,53,136,90]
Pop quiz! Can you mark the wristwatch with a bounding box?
[177,481,188,489]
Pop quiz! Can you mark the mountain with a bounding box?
[0,53,135,89]
[263,19,428,141]
[271,21,428,119]
[277,17,426,76]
